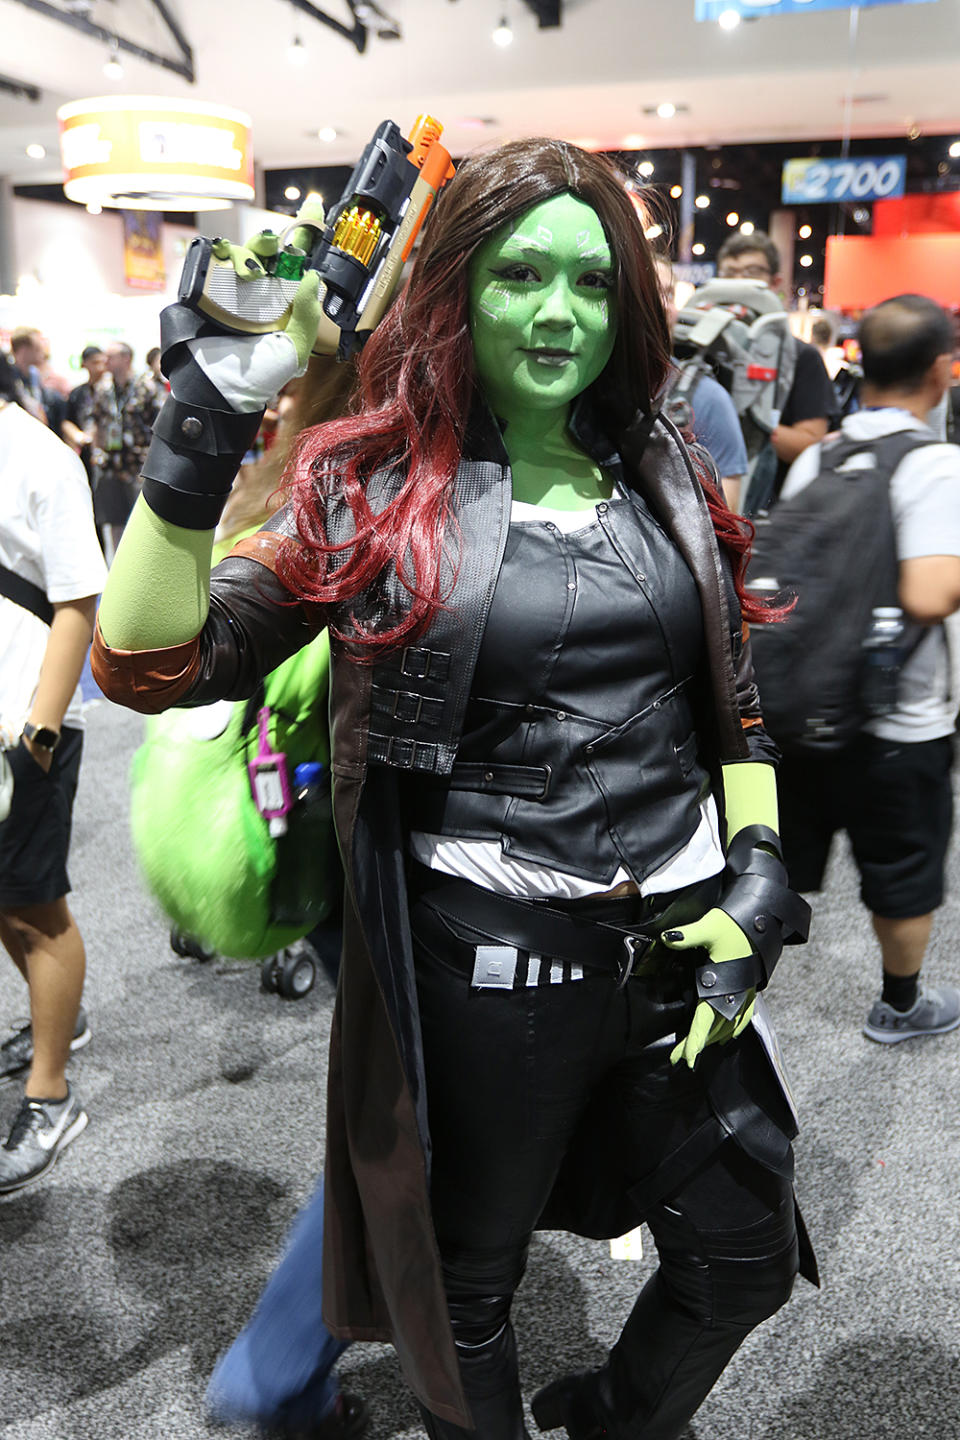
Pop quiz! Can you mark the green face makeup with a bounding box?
[468,193,617,428]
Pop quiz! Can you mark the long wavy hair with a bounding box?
[278,137,767,653]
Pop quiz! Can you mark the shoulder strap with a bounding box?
[0,561,53,626]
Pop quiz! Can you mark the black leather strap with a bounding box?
[151,397,263,458]
[0,561,53,625]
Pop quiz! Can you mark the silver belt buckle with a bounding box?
[471,945,519,990]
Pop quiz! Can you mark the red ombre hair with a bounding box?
[278,137,770,650]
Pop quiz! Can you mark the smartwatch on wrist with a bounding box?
[22,721,61,752]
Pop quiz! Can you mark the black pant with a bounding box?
[411,894,800,1440]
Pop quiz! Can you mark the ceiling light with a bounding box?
[644,223,664,241]
[798,223,812,238]
[670,184,683,199]
[288,35,308,65]
[949,140,960,159]
[740,220,755,235]
[285,185,301,201]
[694,194,710,209]
[718,8,741,28]
[656,102,676,120]
[726,211,739,226]
[621,133,646,150]
[86,201,102,215]
[797,286,807,297]
[799,254,814,268]
[692,243,706,256]
[103,39,124,81]
[492,16,513,47]
[317,126,338,143]
[25,143,46,160]
[638,160,654,178]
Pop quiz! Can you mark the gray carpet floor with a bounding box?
[2,693,959,1439]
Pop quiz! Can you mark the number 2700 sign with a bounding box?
[782,155,906,205]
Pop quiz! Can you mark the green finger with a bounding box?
[248,230,280,258]
[285,270,322,369]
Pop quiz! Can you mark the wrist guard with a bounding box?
[139,299,264,531]
[141,397,263,530]
[694,824,811,1021]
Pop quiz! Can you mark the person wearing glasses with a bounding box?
[716,231,835,503]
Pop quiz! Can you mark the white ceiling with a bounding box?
[1,0,959,190]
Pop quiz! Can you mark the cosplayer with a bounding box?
[93,139,815,1440]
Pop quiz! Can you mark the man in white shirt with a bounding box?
[776,295,960,1043]
[0,354,107,1193]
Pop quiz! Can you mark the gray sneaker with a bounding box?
[0,1086,88,1194]
[863,984,960,1044]
[0,1006,90,1080]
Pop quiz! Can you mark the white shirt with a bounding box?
[411,499,725,900]
[0,402,107,742]
[781,406,960,743]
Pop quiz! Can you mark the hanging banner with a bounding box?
[782,155,906,203]
[696,1,936,19]
[121,209,166,291]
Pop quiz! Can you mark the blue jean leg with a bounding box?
[206,1177,348,1426]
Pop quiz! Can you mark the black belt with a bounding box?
[412,868,721,987]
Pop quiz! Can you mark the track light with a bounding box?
[103,39,124,81]
[288,35,308,65]
[492,16,513,47]
[718,9,741,30]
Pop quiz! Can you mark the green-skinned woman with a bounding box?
[93,138,814,1440]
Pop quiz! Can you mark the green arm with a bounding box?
[97,498,214,650]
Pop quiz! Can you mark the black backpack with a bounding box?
[746,429,937,754]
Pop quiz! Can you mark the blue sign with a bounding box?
[782,155,907,204]
[697,1,936,19]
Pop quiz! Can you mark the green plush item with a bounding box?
[129,631,336,959]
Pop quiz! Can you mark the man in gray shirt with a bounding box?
[777,295,960,1043]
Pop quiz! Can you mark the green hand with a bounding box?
[663,908,757,1068]
[290,195,326,254]
[211,229,281,278]
[284,270,322,370]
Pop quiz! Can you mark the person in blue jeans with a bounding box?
[206,1177,367,1439]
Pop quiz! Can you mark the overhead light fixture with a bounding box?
[317,126,338,143]
[637,160,654,178]
[726,211,739,226]
[288,35,309,64]
[949,140,960,159]
[644,222,664,241]
[799,254,814,268]
[656,102,676,120]
[694,194,710,209]
[692,242,706,256]
[670,184,683,199]
[492,15,513,47]
[798,223,812,239]
[718,8,741,29]
[621,133,647,150]
[25,143,46,160]
[285,184,301,201]
[103,39,124,81]
[740,220,755,235]
[58,96,255,212]
[86,201,102,215]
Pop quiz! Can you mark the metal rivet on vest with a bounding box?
[585,744,594,755]
[700,969,717,988]
[597,502,608,513]
[181,416,203,439]
[556,711,567,721]
[754,915,768,934]
[567,582,576,591]
[653,701,661,710]
[525,704,536,716]
[483,771,494,783]
[635,572,646,583]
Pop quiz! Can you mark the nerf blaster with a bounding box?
[177,113,455,360]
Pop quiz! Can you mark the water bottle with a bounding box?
[861,606,906,717]
[270,761,334,928]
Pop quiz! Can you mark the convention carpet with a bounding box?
[1,694,958,1439]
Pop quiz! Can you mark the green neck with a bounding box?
[499,406,612,511]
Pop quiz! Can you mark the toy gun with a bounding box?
[177,114,455,360]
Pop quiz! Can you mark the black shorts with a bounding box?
[777,733,954,919]
[0,727,83,909]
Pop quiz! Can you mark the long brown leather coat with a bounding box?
[93,413,771,1428]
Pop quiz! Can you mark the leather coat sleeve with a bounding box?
[92,505,325,714]
[736,622,779,766]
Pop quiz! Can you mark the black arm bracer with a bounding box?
[693,823,812,1021]
[139,299,265,530]
[141,398,263,530]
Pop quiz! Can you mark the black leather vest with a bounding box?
[402,491,712,885]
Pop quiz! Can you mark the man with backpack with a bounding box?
[768,294,960,1044]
